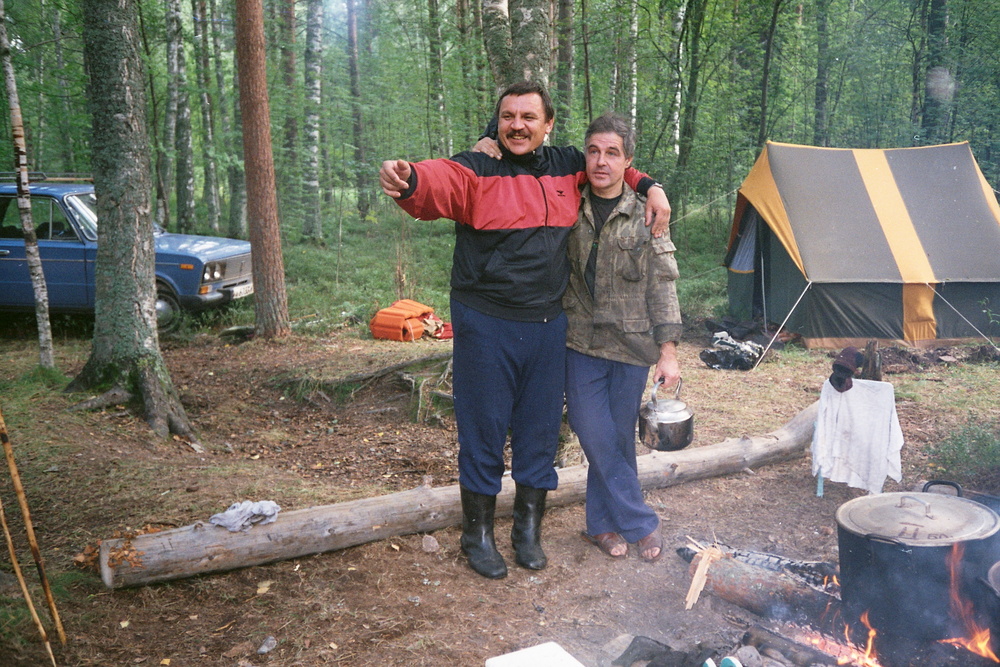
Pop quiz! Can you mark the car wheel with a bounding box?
[156,287,182,332]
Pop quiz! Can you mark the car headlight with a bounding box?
[202,262,226,282]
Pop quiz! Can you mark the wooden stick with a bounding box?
[0,491,58,666]
[0,406,66,644]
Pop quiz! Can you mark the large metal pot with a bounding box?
[836,492,1000,642]
[638,379,693,451]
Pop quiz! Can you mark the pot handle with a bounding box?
[922,480,964,497]
[863,534,913,563]
[896,494,935,519]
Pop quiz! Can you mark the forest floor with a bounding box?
[1,319,998,666]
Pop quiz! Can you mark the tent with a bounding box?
[724,141,1000,348]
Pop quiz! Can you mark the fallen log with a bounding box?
[99,401,818,588]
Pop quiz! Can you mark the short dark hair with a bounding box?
[494,81,555,122]
[585,112,636,158]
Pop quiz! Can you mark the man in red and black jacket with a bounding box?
[380,81,670,580]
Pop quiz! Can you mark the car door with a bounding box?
[0,195,93,310]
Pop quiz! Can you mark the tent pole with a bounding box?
[752,281,813,370]
[929,283,1000,353]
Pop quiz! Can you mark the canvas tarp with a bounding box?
[725,141,1000,347]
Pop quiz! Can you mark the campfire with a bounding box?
[674,536,1000,667]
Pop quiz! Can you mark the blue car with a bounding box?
[0,182,253,329]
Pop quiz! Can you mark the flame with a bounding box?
[937,543,1000,662]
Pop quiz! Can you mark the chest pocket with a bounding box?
[615,236,648,282]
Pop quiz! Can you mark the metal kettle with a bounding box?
[638,379,694,451]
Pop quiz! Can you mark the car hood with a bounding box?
[154,233,252,261]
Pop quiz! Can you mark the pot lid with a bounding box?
[836,492,1000,547]
[655,398,688,414]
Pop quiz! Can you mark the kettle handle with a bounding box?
[649,378,683,405]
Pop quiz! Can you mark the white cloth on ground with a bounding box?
[209,500,281,532]
[811,378,904,494]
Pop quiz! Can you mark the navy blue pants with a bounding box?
[565,348,660,542]
[451,299,565,495]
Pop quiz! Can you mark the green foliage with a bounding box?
[927,416,1000,482]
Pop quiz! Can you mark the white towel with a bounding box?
[209,500,281,532]
[811,379,904,494]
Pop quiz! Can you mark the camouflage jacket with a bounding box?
[564,184,682,367]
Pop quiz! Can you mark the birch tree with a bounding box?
[192,0,221,232]
[0,0,54,369]
[300,0,323,243]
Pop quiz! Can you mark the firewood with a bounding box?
[686,552,840,625]
[742,625,841,667]
[99,401,818,588]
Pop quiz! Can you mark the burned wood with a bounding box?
[679,542,839,592]
[742,625,841,667]
[687,551,841,626]
[99,401,818,588]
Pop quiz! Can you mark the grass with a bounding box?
[927,414,1000,482]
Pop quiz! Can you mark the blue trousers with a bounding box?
[565,348,660,542]
[451,299,565,495]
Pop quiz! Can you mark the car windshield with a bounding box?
[65,193,98,241]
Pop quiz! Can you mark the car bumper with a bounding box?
[179,282,254,311]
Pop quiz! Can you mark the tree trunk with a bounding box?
[481,0,513,89]
[812,0,830,147]
[49,4,77,171]
[300,0,323,244]
[425,0,451,157]
[227,56,248,239]
[235,0,290,338]
[174,4,196,234]
[159,0,181,229]
[670,0,708,200]
[73,0,197,443]
[552,0,573,143]
[756,0,786,149]
[0,0,55,369]
[191,0,220,233]
[99,401,818,588]
[345,0,372,221]
[481,0,551,90]
[919,0,951,145]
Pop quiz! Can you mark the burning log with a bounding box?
[685,550,841,627]
[742,625,842,666]
[99,401,818,588]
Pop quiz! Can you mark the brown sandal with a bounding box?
[583,531,628,559]
[636,526,663,563]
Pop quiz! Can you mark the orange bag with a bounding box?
[369,300,434,341]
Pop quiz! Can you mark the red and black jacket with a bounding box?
[396,144,657,322]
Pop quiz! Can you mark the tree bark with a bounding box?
[0,0,55,369]
[300,0,323,243]
[173,2,196,234]
[481,0,551,90]
[159,0,181,229]
[192,0,221,233]
[99,401,818,587]
[919,0,951,145]
[756,0,787,149]
[425,0,451,157]
[345,0,372,221]
[73,0,197,443]
[235,0,290,338]
[552,0,573,143]
[812,0,830,147]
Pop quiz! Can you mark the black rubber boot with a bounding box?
[511,484,548,570]
[459,487,507,579]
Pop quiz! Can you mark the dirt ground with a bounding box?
[1,320,998,666]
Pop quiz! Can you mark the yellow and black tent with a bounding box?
[724,141,1000,348]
